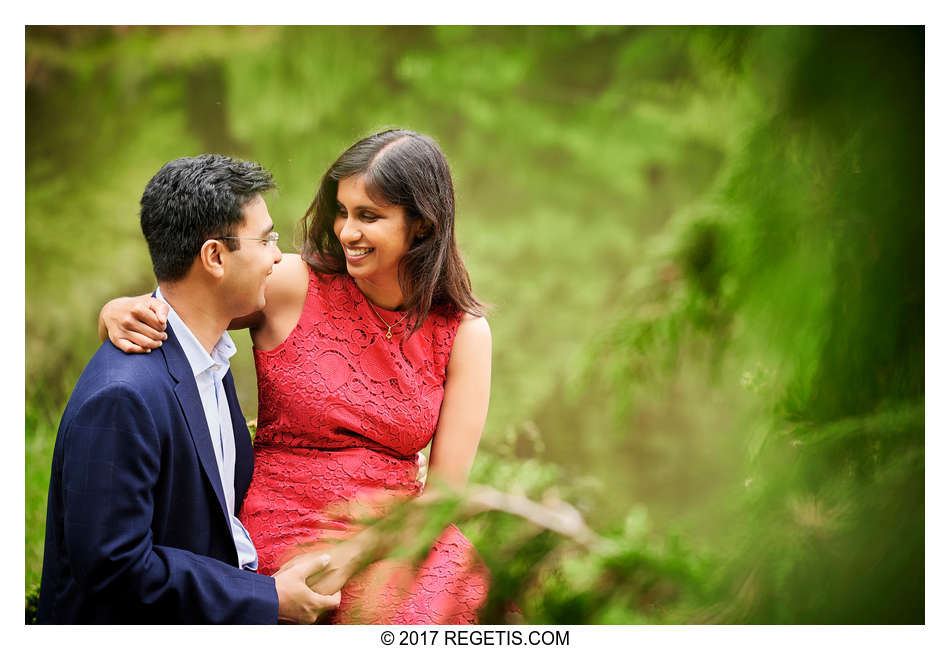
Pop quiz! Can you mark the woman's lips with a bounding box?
[344,246,374,263]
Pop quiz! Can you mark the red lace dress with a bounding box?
[239,269,489,624]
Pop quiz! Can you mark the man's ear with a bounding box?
[199,239,227,279]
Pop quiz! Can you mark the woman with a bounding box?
[99,129,492,623]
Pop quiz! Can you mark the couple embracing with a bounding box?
[37,130,492,624]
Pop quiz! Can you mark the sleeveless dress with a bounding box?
[239,269,489,624]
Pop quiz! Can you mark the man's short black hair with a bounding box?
[140,154,276,282]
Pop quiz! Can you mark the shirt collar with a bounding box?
[155,286,236,379]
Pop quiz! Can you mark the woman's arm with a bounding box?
[426,313,493,490]
[307,314,492,595]
[98,294,266,351]
[98,295,169,353]
[97,254,311,352]
[247,254,311,351]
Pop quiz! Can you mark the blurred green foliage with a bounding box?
[26,26,922,623]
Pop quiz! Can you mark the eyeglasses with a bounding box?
[219,232,280,247]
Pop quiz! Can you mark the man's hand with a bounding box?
[99,295,168,353]
[273,553,342,624]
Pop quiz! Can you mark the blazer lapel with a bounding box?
[161,323,232,528]
[223,370,253,513]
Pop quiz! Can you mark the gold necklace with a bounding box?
[366,300,409,340]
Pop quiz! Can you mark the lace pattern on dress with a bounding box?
[239,268,487,623]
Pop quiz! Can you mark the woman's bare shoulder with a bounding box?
[458,312,490,334]
[451,313,491,359]
[249,254,312,347]
[264,254,310,311]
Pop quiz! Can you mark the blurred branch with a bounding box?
[305,482,608,598]
[461,485,608,552]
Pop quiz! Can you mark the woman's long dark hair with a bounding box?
[300,129,486,334]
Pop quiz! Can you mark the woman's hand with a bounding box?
[416,451,428,487]
[98,295,168,353]
[301,537,370,596]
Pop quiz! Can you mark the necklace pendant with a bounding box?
[386,329,393,340]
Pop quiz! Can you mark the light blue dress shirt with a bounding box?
[155,288,259,571]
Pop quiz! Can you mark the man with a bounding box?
[37,155,340,623]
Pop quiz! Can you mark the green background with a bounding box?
[26,26,924,623]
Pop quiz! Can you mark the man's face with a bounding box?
[221,195,282,317]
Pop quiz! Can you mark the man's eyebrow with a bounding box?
[260,222,275,236]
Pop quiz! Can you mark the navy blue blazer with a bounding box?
[36,323,279,623]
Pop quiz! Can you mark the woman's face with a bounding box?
[334,174,415,286]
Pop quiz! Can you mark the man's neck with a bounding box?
[159,282,229,355]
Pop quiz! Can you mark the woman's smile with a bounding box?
[343,246,374,261]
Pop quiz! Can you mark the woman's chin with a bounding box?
[345,262,371,279]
